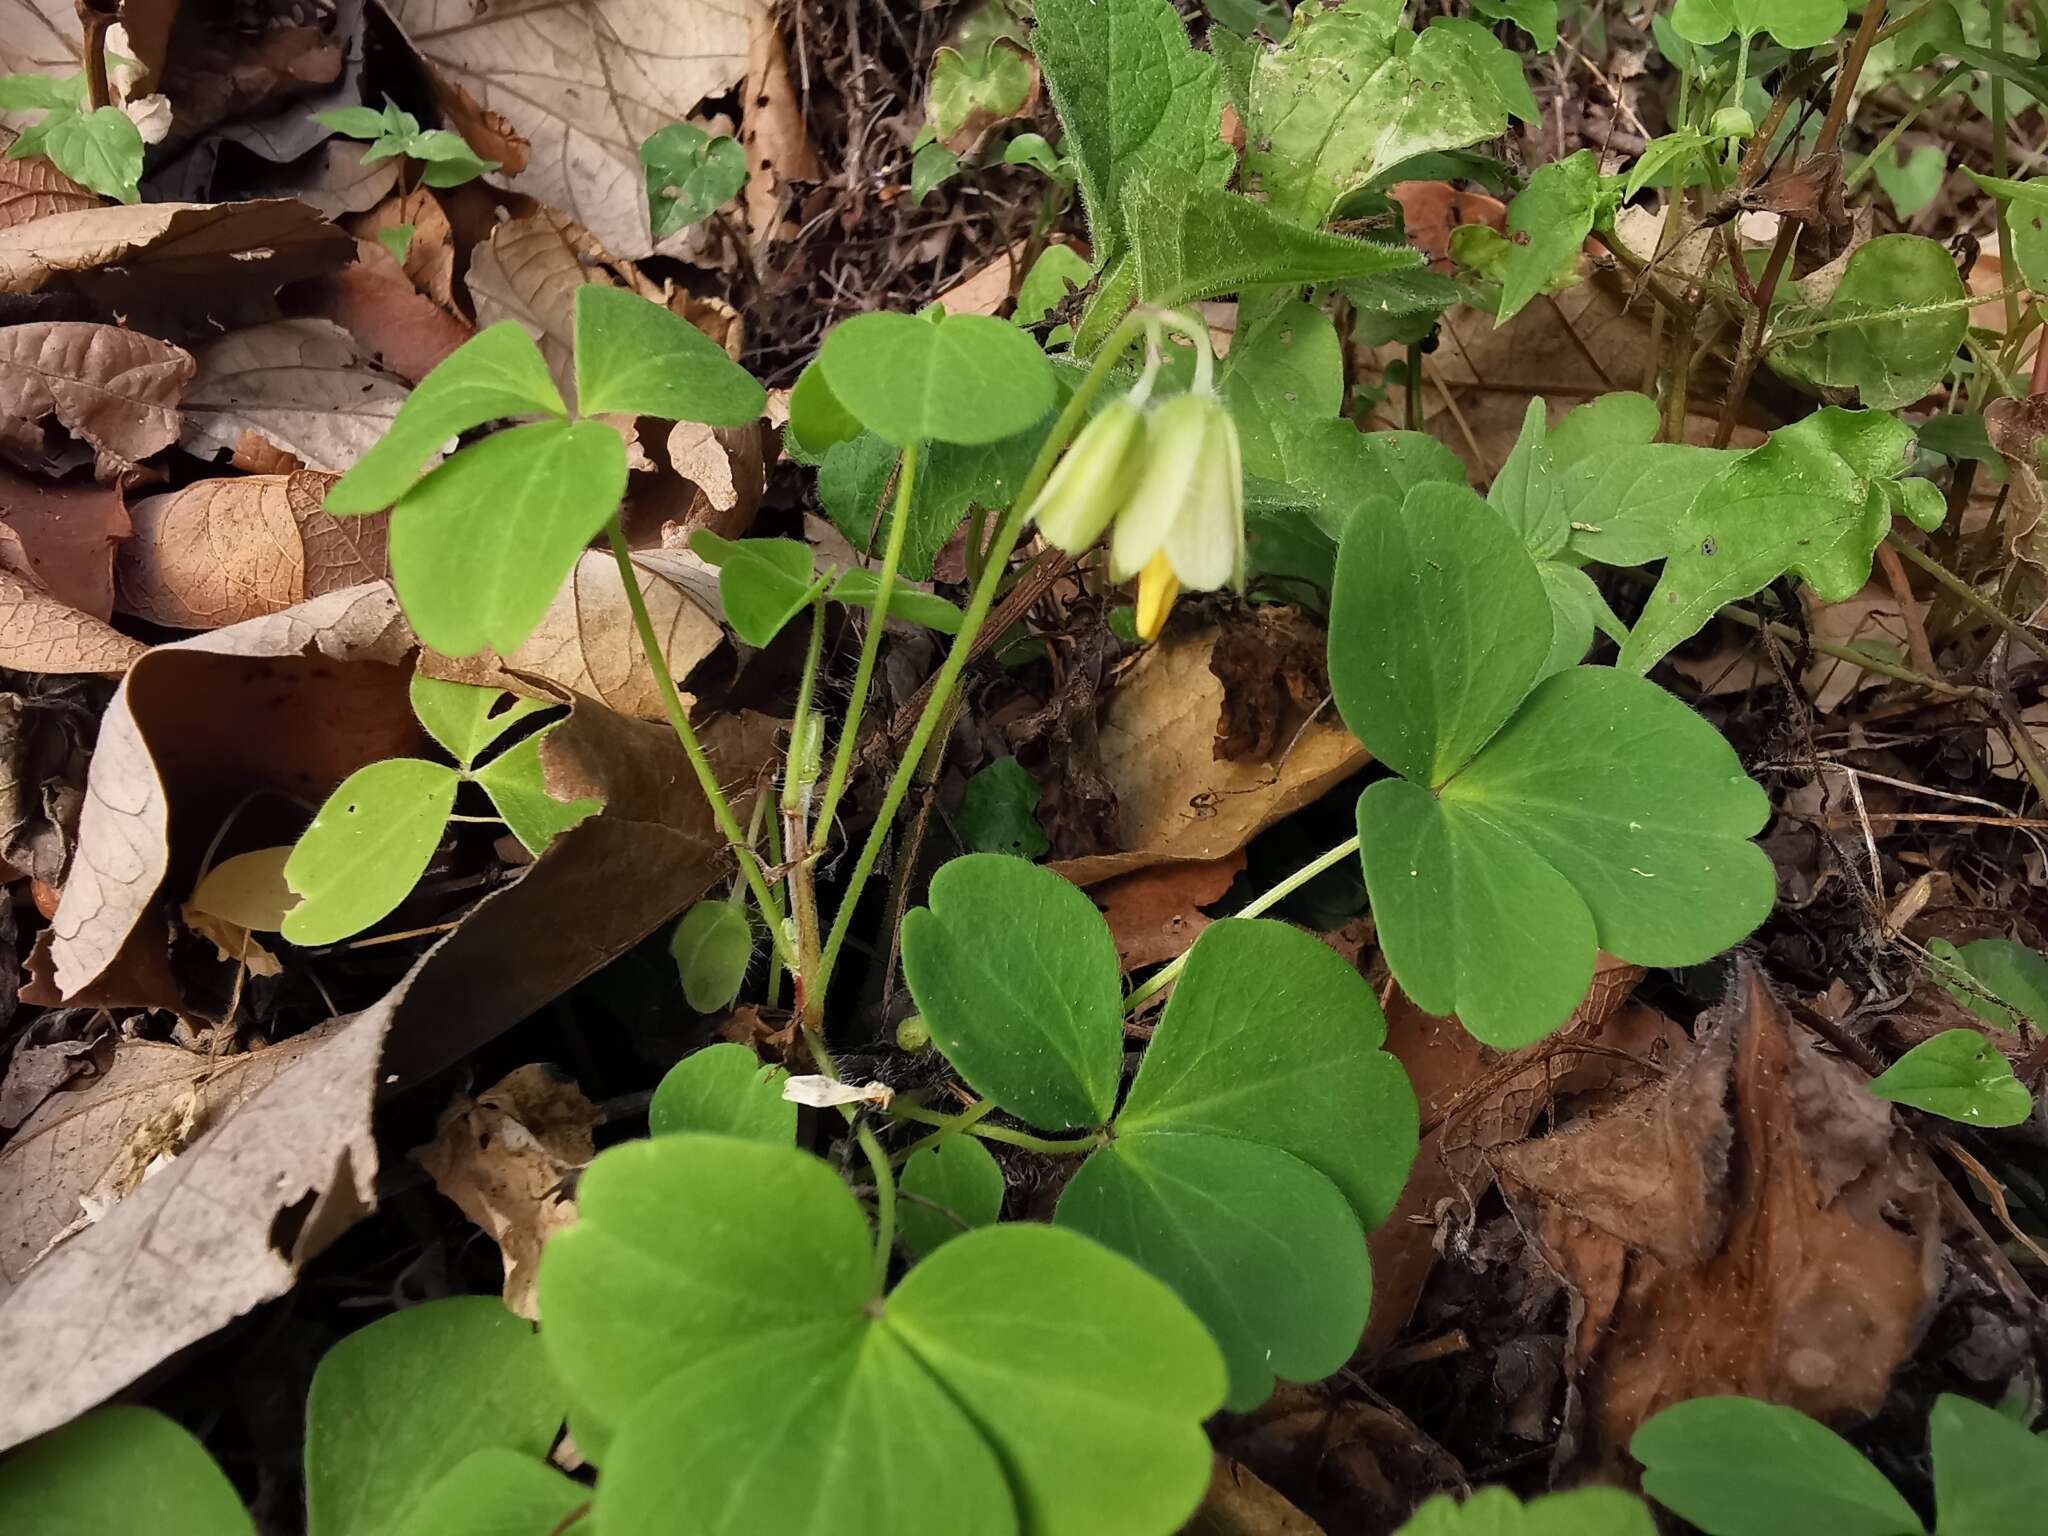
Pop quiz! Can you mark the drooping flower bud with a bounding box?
[1108,392,1244,596]
[1026,397,1147,555]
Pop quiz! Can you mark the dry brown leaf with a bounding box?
[1186,1454,1325,1536]
[0,465,130,619]
[664,419,768,538]
[1389,181,1507,271]
[1051,623,1369,885]
[1501,963,1942,1460]
[0,679,99,882]
[384,0,761,259]
[0,199,353,302]
[1220,1387,1466,1532]
[310,236,474,386]
[0,322,193,478]
[231,431,303,475]
[427,68,532,178]
[0,130,98,230]
[0,571,143,675]
[246,140,402,221]
[415,1064,596,1319]
[466,206,607,400]
[417,548,723,718]
[932,241,1028,318]
[740,10,825,246]
[118,472,390,630]
[1088,851,1245,970]
[354,186,458,310]
[178,319,410,472]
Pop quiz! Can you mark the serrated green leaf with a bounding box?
[537,1136,1224,1536]
[388,418,628,657]
[901,853,1124,1130]
[305,1297,562,1536]
[956,755,1049,857]
[1773,234,1966,410]
[1121,168,1424,307]
[669,898,753,1013]
[1241,2,1536,228]
[43,105,143,203]
[1398,1487,1657,1535]
[1328,482,1550,786]
[688,531,821,647]
[282,759,458,945]
[387,1449,587,1536]
[1632,1396,1922,1536]
[1496,151,1605,326]
[1670,0,1848,48]
[1932,1391,2048,1536]
[648,1041,793,1142]
[326,323,566,514]
[471,728,602,857]
[1926,936,2048,1032]
[0,1406,254,1536]
[641,122,748,236]
[817,310,1054,448]
[929,41,1034,141]
[1868,1028,2033,1126]
[408,675,549,768]
[573,285,765,424]
[899,1134,1005,1256]
[1223,299,1345,483]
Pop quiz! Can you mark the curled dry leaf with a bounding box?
[311,236,474,385]
[384,0,761,259]
[0,322,194,479]
[416,548,723,719]
[665,419,768,537]
[0,465,130,619]
[465,206,607,399]
[178,319,410,473]
[427,68,532,177]
[0,677,103,882]
[0,131,98,231]
[354,186,458,311]
[1497,962,1942,1460]
[740,10,825,246]
[0,199,352,304]
[1051,623,1369,886]
[0,572,143,675]
[117,472,390,630]
[415,1064,596,1320]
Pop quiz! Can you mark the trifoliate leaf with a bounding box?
[0,1406,254,1536]
[817,310,1054,448]
[387,1449,588,1536]
[1868,1028,2033,1126]
[640,121,747,236]
[688,531,822,647]
[573,285,765,425]
[899,1135,1005,1256]
[669,898,753,1013]
[471,728,602,857]
[282,759,458,945]
[1772,234,1967,410]
[648,1042,793,1143]
[408,675,549,768]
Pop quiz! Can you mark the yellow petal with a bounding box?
[1135,551,1180,643]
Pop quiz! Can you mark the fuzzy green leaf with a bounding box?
[1669,0,1848,48]
[326,323,566,515]
[1224,300,1346,483]
[1772,235,1967,410]
[817,310,1054,448]
[281,759,458,945]
[901,853,1124,1130]
[1632,1396,1922,1536]
[471,728,602,857]
[1398,1487,1657,1535]
[0,1406,254,1536]
[1495,150,1605,326]
[899,1134,1005,1257]
[641,122,747,236]
[305,1298,562,1536]
[1932,1392,2048,1536]
[573,285,765,424]
[669,898,754,1013]
[929,42,1034,141]
[688,531,822,647]
[1926,936,2048,1032]
[387,1450,587,1536]
[43,105,143,203]
[956,756,1049,857]
[388,418,628,657]
[1868,1029,2033,1127]
[408,675,549,768]
[648,1042,793,1143]
[1619,407,1920,672]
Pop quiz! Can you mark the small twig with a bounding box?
[1873,541,1940,677]
[76,0,115,111]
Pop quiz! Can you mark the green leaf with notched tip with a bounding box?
[1669,0,1848,48]
[282,758,457,945]
[407,675,550,768]
[471,728,601,857]
[816,310,1054,448]
[573,285,764,424]
[649,1041,793,1143]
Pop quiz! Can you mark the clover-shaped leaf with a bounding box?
[305,1297,562,1536]
[0,1406,254,1536]
[900,1134,1005,1256]
[573,285,765,425]
[901,853,1124,1129]
[537,1135,1224,1536]
[648,1041,793,1143]
[688,531,824,647]
[1670,0,1848,50]
[470,728,602,857]
[408,674,549,769]
[1332,489,1773,1046]
[1868,1029,2033,1127]
[816,310,1055,448]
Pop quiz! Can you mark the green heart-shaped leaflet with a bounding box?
[573,284,766,424]
[1331,487,1773,1047]
[648,1040,793,1143]
[536,1134,1224,1536]
[0,1406,254,1536]
[1056,917,1418,1409]
[817,309,1055,448]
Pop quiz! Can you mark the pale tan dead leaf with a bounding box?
[245,140,401,221]
[667,420,741,512]
[187,845,296,932]
[178,319,410,472]
[310,236,474,386]
[1187,1454,1324,1536]
[0,130,98,230]
[0,464,130,619]
[118,472,390,630]
[1804,581,1914,713]
[178,905,284,977]
[1051,624,1369,885]
[231,431,303,475]
[355,186,458,310]
[0,322,194,478]
[664,420,772,539]
[0,198,352,300]
[416,1064,597,1319]
[416,549,723,719]
[0,571,143,675]
[384,0,762,259]
[741,10,825,246]
[466,206,607,401]
[933,241,1028,318]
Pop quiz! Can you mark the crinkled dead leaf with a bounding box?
[384,0,762,260]
[178,320,408,472]
[426,67,532,177]
[0,678,100,881]
[739,11,824,246]
[311,236,474,385]
[0,130,98,230]
[416,1064,596,1319]
[0,465,130,619]
[1498,962,1942,1460]
[1052,622,1369,885]
[0,199,351,304]
[118,472,390,630]
[355,186,458,310]
[0,571,142,675]
[416,549,723,720]
[0,322,193,479]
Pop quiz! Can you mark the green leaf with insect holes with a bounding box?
[1494,151,1607,326]
[817,310,1054,448]
[1868,1029,2033,1127]
[0,1406,255,1536]
[573,285,765,424]
[407,676,549,768]
[281,759,458,945]
[1772,234,1967,410]
[899,1134,1005,1257]
[641,122,747,236]
[668,898,753,1013]
[471,728,601,857]
[648,1042,792,1143]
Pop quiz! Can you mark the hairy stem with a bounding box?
[1886,530,2048,667]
